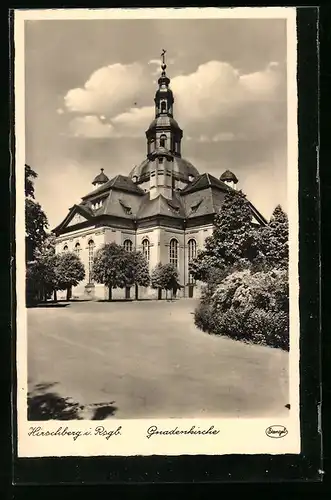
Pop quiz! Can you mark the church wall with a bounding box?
[185,223,214,298]
[56,226,109,301]
[55,219,215,301]
[160,227,185,296]
[136,227,160,299]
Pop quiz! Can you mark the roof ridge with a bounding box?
[110,174,120,184]
[104,189,113,215]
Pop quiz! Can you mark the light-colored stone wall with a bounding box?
[55,221,214,301]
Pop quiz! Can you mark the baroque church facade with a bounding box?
[53,56,266,300]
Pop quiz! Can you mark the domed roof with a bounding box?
[220,170,238,183]
[155,86,174,100]
[129,155,199,183]
[92,168,109,185]
[147,115,181,132]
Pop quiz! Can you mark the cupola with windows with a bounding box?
[129,50,199,198]
[220,170,238,190]
[92,168,109,187]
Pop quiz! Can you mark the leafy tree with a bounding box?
[258,205,289,269]
[26,235,58,304]
[125,251,150,300]
[25,165,49,262]
[151,263,180,300]
[189,189,260,283]
[25,164,37,198]
[92,242,131,301]
[150,263,164,300]
[55,251,86,301]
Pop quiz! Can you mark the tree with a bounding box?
[92,243,131,301]
[26,235,58,304]
[151,263,180,300]
[258,205,289,269]
[125,251,150,300]
[189,189,260,283]
[151,263,164,300]
[25,165,49,262]
[55,252,86,300]
[25,164,37,198]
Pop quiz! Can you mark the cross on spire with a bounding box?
[161,49,166,65]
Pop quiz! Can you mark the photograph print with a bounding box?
[15,7,300,457]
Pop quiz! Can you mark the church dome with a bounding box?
[220,170,238,183]
[129,155,199,184]
[92,168,109,186]
[147,115,181,132]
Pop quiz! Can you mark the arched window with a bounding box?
[169,238,178,268]
[188,239,197,284]
[74,242,81,257]
[142,238,150,262]
[160,134,167,148]
[161,101,167,113]
[63,245,68,252]
[187,239,197,262]
[123,239,133,252]
[88,239,95,283]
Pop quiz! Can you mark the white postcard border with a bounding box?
[14,7,300,457]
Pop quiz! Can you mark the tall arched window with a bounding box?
[142,238,150,262]
[161,101,167,113]
[123,239,133,252]
[160,134,167,148]
[188,239,197,284]
[169,238,178,268]
[63,245,68,252]
[74,242,81,257]
[188,239,197,262]
[88,239,95,283]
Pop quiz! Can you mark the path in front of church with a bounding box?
[27,299,289,420]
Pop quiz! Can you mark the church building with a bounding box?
[53,54,266,300]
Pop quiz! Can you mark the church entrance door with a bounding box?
[188,285,194,298]
[125,286,131,300]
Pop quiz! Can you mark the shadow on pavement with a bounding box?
[27,302,70,309]
[28,382,117,420]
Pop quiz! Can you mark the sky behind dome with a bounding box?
[24,17,288,229]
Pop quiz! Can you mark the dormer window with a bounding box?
[91,199,104,210]
[190,199,202,213]
[119,199,132,215]
[167,200,180,214]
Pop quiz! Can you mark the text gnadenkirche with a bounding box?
[146,425,220,439]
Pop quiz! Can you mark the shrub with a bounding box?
[194,301,216,333]
[194,267,289,350]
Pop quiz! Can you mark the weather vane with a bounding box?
[161,49,166,65]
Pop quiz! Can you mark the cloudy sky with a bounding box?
[25,17,288,229]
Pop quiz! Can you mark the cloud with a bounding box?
[170,60,284,138]
[111,106,154,137]
[64,63,150,116]
[69,115,114,138]
[63,59,285,143]
[148,59,161,66]
[69,107,154,139]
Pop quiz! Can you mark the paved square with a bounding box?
[28,299,289,419]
